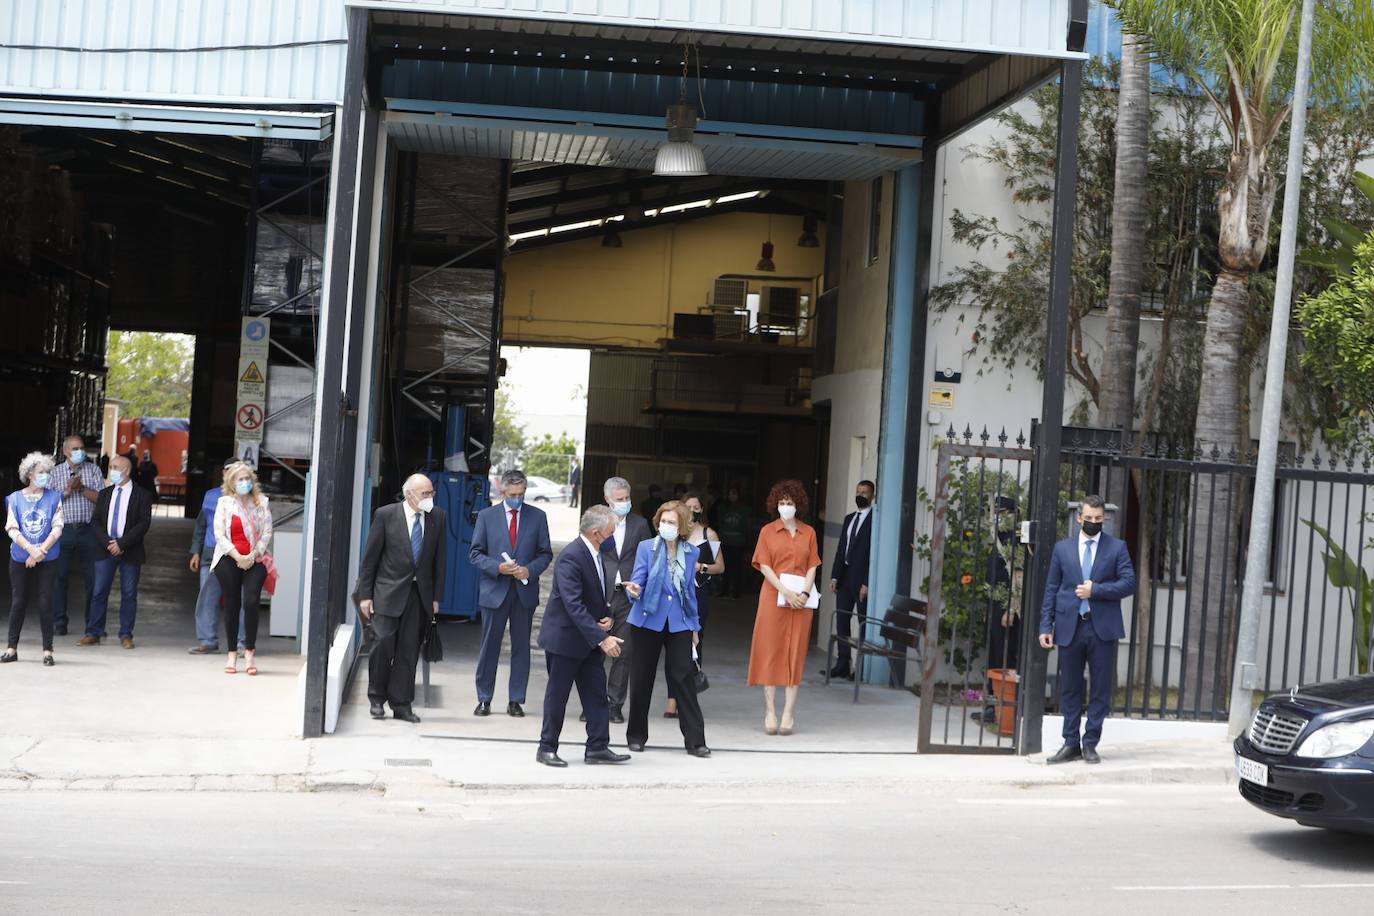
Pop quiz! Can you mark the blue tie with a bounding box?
[410,513,423,566]
[1079,539,1094,617]
[111,487,123,539]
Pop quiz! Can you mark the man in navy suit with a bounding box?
[535,505,631,768]
[826,479,875,679]
[470,469,554,718]
[1038,495,1135,764]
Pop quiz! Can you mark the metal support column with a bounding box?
[303,8,370,738]
[866,164,922,684]
[1017,60,1084,756]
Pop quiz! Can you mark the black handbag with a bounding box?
[422,616,444,663]
[692,643,709,693]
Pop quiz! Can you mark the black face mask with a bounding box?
[1081,519,1103,537]
[855,495,871,510]
[691,511,703,522]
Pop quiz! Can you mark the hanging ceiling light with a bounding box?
[797,213,820,248]
[653,46,708,178]
[757,215,776,271]
[601,227,623,248]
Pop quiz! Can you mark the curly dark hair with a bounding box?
[765,479,809,517]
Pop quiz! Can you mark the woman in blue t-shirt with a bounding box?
[4,451,64,666]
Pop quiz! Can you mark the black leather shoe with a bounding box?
[54,625,68,637]
[584,749,631,764]
[627,741,646,753]
[578,711,586,722]
[474,701,491,717]
[1045,745,1083,765]
[0,651,16,664]
[609,706,625,724]
[826,664,852,679]
[686,746,712,758]
[42,654,55,667]
[1082,746,1101,765]
[536,750,568,768]
[369,702,386,719]
[393,708,422,724]
[507,702,524,718]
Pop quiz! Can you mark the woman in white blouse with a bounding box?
[213,462,274,676]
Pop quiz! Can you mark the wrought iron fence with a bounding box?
[1054,427,1374,722]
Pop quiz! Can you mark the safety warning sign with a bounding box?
[236,402,265,443]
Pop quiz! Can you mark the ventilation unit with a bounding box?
[711,278,748,309]
[759,286,801,331]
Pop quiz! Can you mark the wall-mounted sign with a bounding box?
[929,385,955,409]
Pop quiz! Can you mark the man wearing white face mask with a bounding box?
[47,435,103,637]
[599,475,652,724]
[357,474,448,722]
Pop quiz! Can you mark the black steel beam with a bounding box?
[507,194,811,251]
[507,176,806,229]
[303,7,369,739]
[1018,60,1084,757]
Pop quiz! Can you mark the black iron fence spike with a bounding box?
[979,426,990,445]
[998,427,1008,445]
[946,424,957,440]
[1016,429,1027,447]
[1226,446,1239,463]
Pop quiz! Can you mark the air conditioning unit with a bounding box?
[712,278,748,309]
[760,286,801,330]
[709,308,748,341]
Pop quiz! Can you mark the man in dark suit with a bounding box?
[80,455,153,649]
[600,475,652,722]
[826,479,875,679]
[1038,495,1136,764]
[356,474,448,723]
[535,505,631,768]
[469,469,553,718]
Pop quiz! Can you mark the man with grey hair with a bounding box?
[470,468,553,717]
[356,473,447,723]
[599,475,651,723]
[47,434,104,636]
[535,505,629,767]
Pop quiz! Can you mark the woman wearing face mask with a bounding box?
[663,492,724,719]
[747,479,821,735]
[3,452,63,666]
[212,462,274,676]
[621,500,709,756]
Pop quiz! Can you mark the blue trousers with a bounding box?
[194,561,245,649]
[475,589,533,704]
[1058,618,1116,748]
[51,522,97,630]
[539,648,610,754]
[88,555,142,639]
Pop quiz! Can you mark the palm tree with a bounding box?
[1099,33,1151,436]
[1110,0,1374,711]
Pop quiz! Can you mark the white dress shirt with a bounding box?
[580,534,606,598]
[1077,529,1100,575]
[107,480,134,539]
[612,515,628,584]
[402,500,425,541]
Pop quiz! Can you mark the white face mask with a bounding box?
[612,500,632,517]
[418,497,435,514]
[778,504,797,521]
[659,523,679,541]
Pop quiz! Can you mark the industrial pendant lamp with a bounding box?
[797,213,820,248]
[653,46,708,178]
[757,215,776,271]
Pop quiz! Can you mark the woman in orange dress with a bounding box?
[747,479,821,736]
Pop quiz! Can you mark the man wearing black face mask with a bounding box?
[825,480,875,679]
[1038,495,1135,764]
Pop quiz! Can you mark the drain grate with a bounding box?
[384,758,433,767]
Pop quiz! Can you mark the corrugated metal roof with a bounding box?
[0,0,348,106]
[386,110,918,181]
[355,0,1080,59]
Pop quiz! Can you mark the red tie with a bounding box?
[508,508,518,549]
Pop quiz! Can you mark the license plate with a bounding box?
[1236,755,1269,786]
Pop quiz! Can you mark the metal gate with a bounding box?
[918,429,1034,753]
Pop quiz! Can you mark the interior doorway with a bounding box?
[493,344,590,545]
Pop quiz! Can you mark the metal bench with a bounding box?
[825,595,927,703]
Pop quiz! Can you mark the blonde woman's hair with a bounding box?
[18,451,56,485]
[222,461,263,505]
[653,499,692,536]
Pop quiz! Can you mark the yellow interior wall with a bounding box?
[501,211,825,349]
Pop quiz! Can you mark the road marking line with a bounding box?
[959,798,1124,807]
[0,881,31,885]
[696,799,845,806]
[1115,884,1374,892]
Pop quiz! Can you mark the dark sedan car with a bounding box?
[1234,674,1374,832]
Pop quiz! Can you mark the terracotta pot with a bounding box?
[987,667,1020,737]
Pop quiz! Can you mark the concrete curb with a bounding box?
[0,761,1235,792]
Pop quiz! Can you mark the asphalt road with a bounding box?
[2,783,1372,915]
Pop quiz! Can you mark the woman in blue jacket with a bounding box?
[623,500,710,757]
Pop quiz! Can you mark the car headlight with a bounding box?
[1295,719,1374,758]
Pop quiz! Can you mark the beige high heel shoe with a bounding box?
[765,711,779,735]
[779,715,794,736]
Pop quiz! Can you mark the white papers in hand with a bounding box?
[776,573,820,608]
[501,551,529,586]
